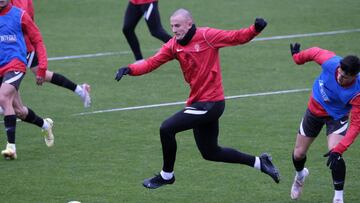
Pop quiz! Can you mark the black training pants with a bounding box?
[122,2,171,60]
[159,101,255,172]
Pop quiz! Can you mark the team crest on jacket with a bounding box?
[194,44,200,52]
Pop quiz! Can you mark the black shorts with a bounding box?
[0,71,25,90]
[26,51,38,68]
[298,108,348,137]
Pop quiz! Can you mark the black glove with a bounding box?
[323,150,342,170]
[254,18,267,32]
[290,43,301,55]
[115,67,130,81]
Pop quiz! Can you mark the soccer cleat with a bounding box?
[1,143,17,160]
[143,174,175,189]
[80,83,91,108]
[260,153,281,183]
[43,118,54,147]
[290,167,309,200]
[333,199,343,203]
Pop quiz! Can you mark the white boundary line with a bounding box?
[73,88,310,116]
[252,29,360,41]
[48,28,360,61]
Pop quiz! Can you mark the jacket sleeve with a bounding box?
[21,12,48,78]
[292,47,336,66]
[27,0,35,20]
[332,95,360,154]
[129,42,175,76]
[203,25,259,48]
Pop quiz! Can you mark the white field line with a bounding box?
[252,28,360,41]
[73,88,310,116]
[48,28,360,61]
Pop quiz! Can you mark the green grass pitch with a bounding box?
[0,0,359,202]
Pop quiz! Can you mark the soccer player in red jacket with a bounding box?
[9,0,91,108]
[289,43,360,203]
[0,0,54,160]
[123,0,171,62]
[115,8,280,189]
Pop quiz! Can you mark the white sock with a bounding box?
[334,190,343,200]
[7,143,16,151]
[135,59,145,64]
[254,157,261,170]
[160,170,174,180]
[74,85,83,96]
[296,169,306,179]
[42,119,50,130]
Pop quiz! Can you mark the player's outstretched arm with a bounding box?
[290,43,336,65]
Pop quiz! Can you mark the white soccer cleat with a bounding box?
[43,118,54,147]
[80,83,91,108]
[290,167,309,200]
[333,198,344,203]
[1,143,17,160]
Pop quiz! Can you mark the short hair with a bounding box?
[171,8,193,22]
[340,55,360,76]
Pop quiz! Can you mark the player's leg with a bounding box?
[28,52,91,108]
[0,72,25,160]
[143,2,172,43]
[291,109,322,200]
[326,117,348,203]
[143,107,199,189]
[123,2,144,61]
[193,117,280,183]
[143,101,224,189]
[12,92,54,147]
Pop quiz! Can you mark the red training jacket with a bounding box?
[129,25,259,106]
[11,0,34,19]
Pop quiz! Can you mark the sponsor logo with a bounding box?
[318,80,330,102]
[0,35,17,43]
[176,48,183,52]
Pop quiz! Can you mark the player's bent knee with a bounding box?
[199,147,221,161]
[122,26,135,35]
[200,152,219,161]
[150,30,161,38]
[159,121,175,136]
[14,107,27,120]
[293,150,306,160]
